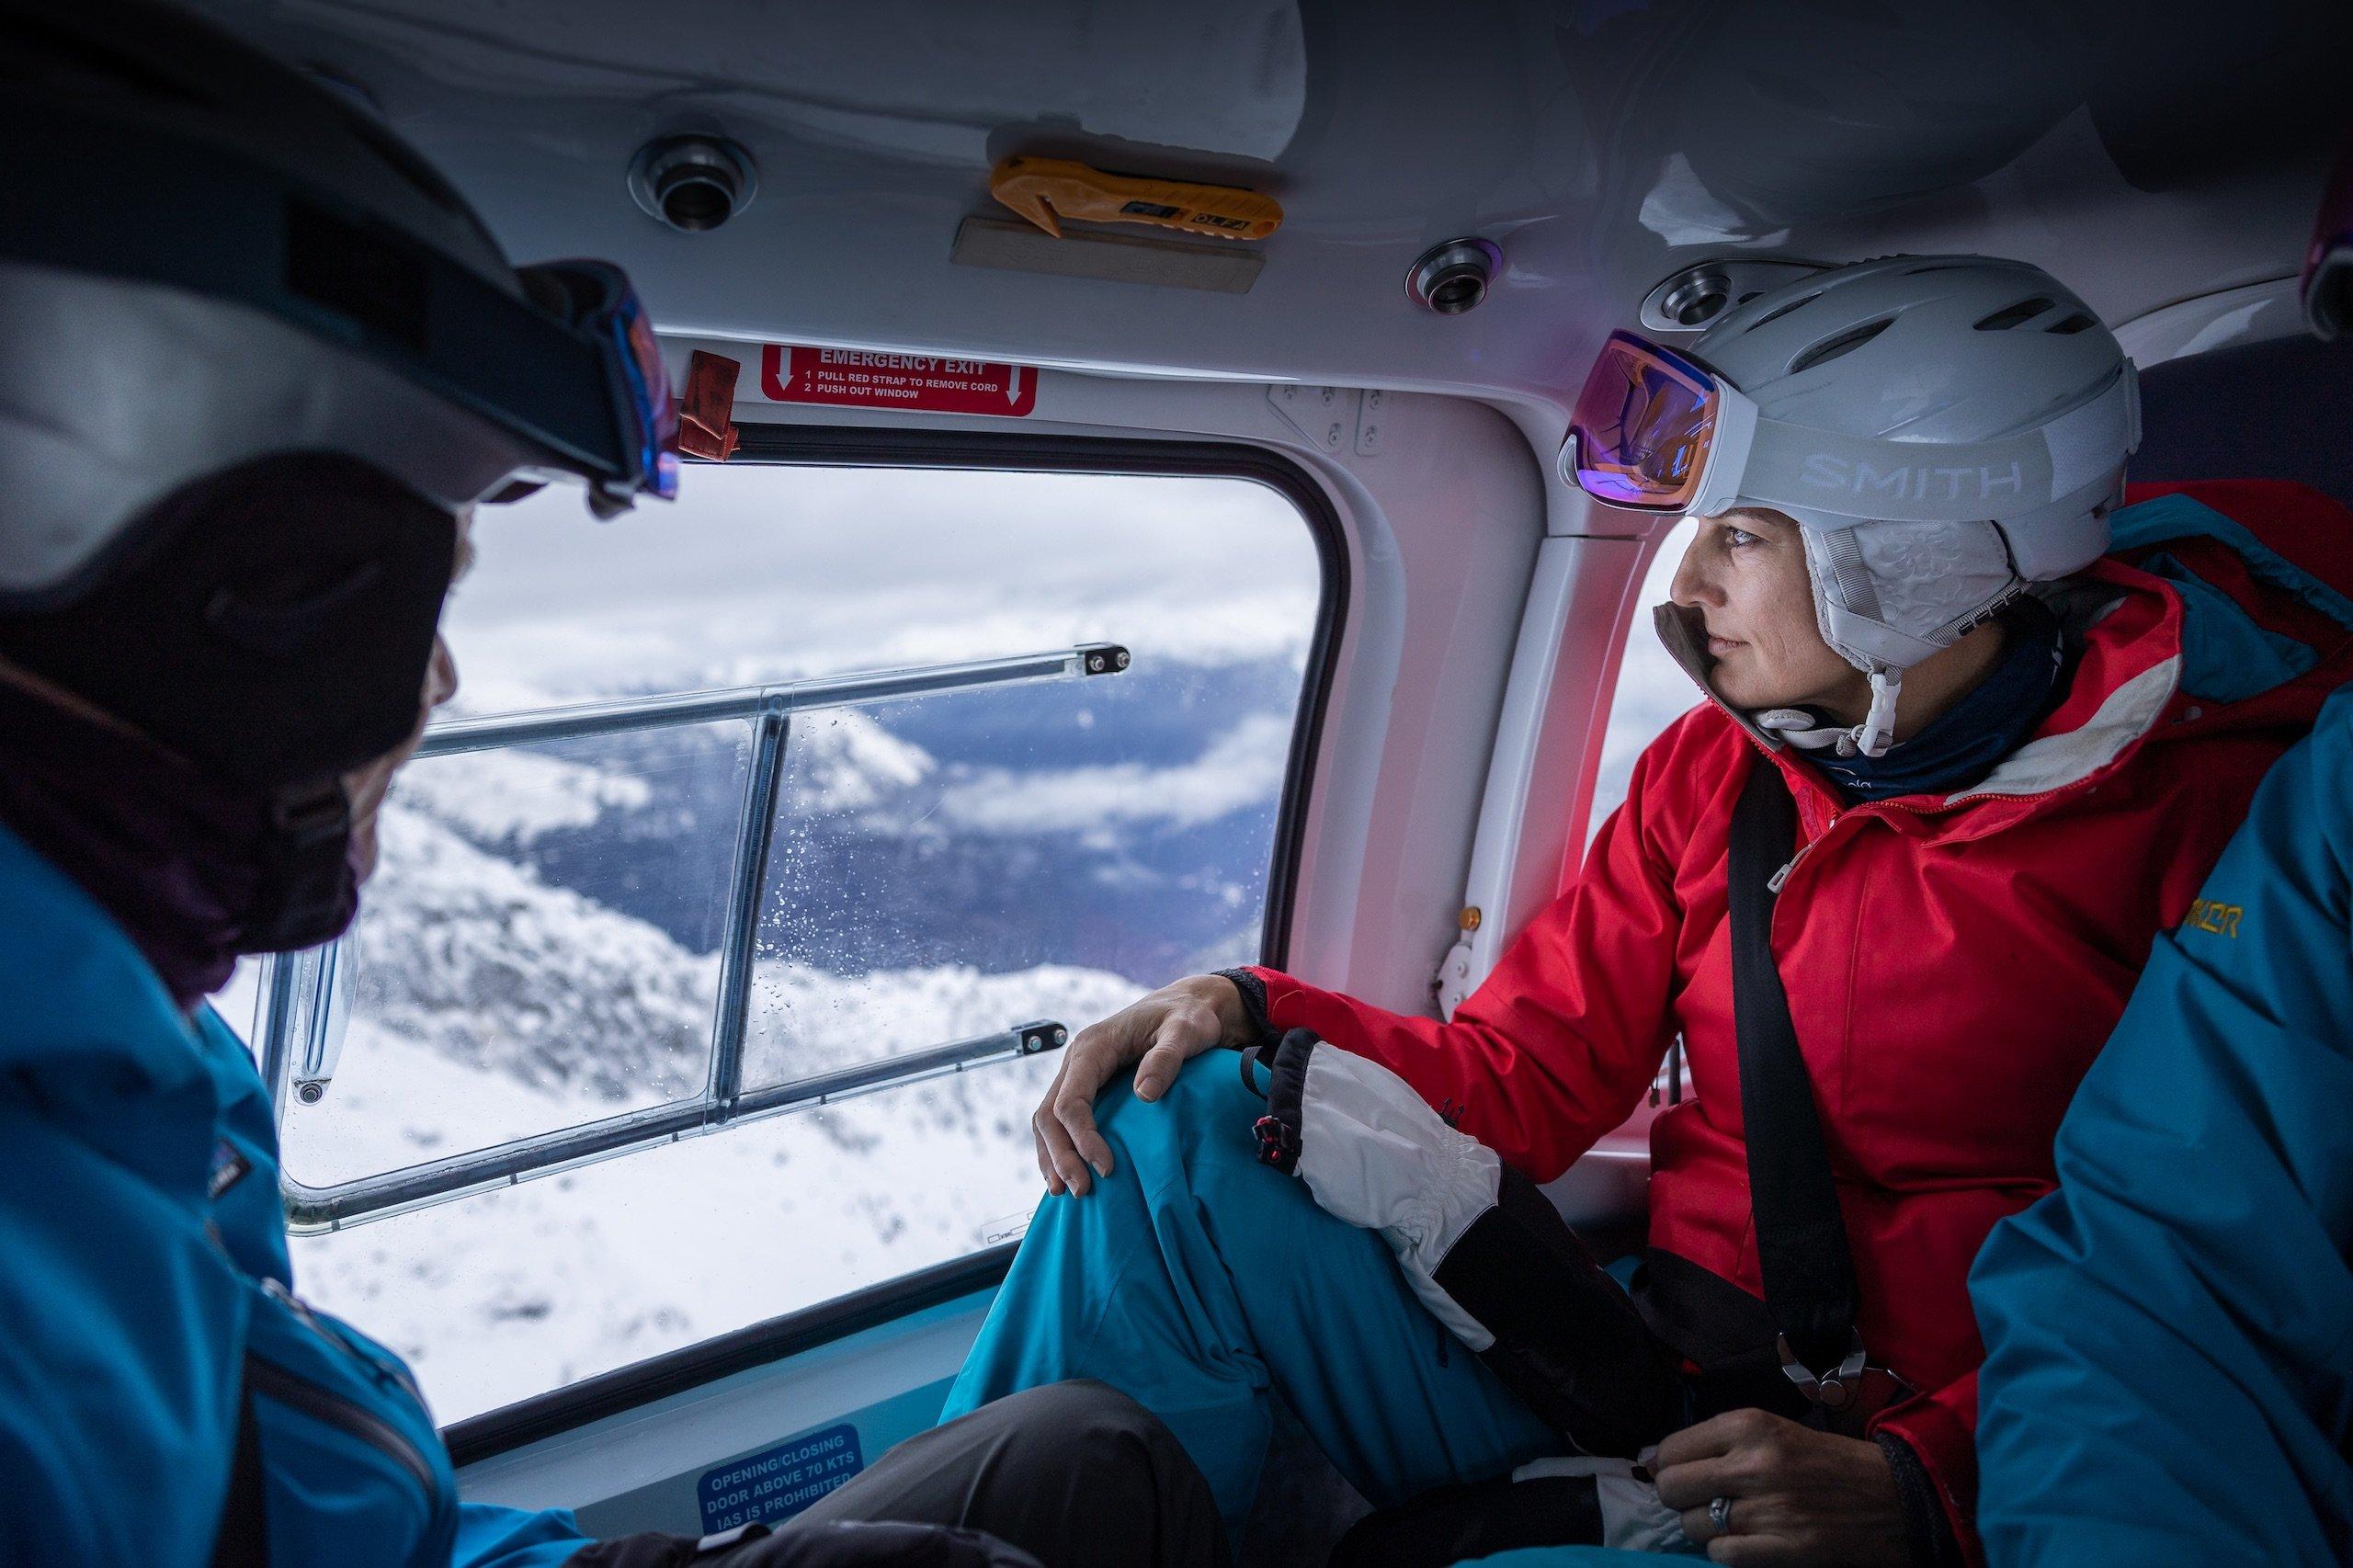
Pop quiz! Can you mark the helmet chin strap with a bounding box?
[1752,665,1903,760]
[1852,667,1902,759]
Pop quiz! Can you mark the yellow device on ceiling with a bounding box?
[989,157,1282,243]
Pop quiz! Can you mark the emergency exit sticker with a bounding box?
[698,1421,866,1534]
[759,346,1038,416]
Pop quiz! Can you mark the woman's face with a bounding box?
[1668,508,1864,715]
[343,512,470,884]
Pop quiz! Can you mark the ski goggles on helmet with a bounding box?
[1560,328,2137,528]
[515,258,682,514]
[0,105,685,607]
[2,157,681,513]
[1562,331,1753,515]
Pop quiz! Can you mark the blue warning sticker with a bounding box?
[698,1422,865,1535]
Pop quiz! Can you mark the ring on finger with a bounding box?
[1708,1494,1734,1537]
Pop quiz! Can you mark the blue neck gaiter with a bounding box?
[1805,598,2068,803]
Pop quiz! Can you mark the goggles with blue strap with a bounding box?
[0,91,679,607]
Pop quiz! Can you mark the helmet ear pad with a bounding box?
[1792,514,2017,677]
[0,452,457,791]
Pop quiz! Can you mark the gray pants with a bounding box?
[794,1379,1230,1568]
[574,1381,1229,1568]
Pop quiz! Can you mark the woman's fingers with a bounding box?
[1030,979,1225,1195]
[1032,1055,1067,1193]
[1681,1493,1801,1559]
[1057,1076,1115,1185]
[1040,1017,1132,1194]
[1031,1085,1087,1195]
[1132,1006,1212,1100]
[1030,1010,1129,1195]
[1652,1408,1748,1470]
[1654,1452,1749,1511]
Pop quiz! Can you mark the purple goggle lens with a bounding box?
[1565,330,1721,512]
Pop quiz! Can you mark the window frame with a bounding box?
[264,646,1117,1230]
[268,425,1344,1451]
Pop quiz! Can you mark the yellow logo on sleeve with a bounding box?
[2185,898,2244,938]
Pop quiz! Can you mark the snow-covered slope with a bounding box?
[285,791,1143,1422]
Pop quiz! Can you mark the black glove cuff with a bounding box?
[1211,967,1279,1050]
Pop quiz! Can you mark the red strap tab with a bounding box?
[678,350,741,461]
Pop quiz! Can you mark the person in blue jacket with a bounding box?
[0,5,1225,1566]
[1968,158,2353,1568]
[1969,685,2353,1565]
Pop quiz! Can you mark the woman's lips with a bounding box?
[1707,634,1744,656]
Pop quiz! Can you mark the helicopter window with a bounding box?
[243,449,1330,1422]
[1589,519,1700,840]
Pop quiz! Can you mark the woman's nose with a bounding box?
[1668,537,1721,608]
[425,637,460,711]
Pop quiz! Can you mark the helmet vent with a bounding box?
[1972,297,2055,332]
[1788,316,1893,375]
[1745,291,1823,332]
[2045,312,2097,335]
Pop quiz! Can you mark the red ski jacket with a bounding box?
[1245,482,2353,1561]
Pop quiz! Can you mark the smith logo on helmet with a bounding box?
[1800,455,2029,504]
[2183,898,2245,938]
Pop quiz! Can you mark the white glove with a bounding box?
[1513,1454,1699,1555]
[1250,1029,1503,1349]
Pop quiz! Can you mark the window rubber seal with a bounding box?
[437,423,1348,1461]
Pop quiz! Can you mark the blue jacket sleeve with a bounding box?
[1970,690,2353,1566]
[453,1500,597,1568]
[0,1093,246,1566]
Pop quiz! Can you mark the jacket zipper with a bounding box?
[264,1278,430,1409]
[255,1278,438,1495]
[1758,760,2084,899]
[244,1351,438,1495]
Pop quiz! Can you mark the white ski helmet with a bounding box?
[1565,255,2141,755]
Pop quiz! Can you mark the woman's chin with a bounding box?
[346,824,381,887]
[1709,663,1766,709]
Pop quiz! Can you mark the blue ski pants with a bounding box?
[939,1056,1661,1566]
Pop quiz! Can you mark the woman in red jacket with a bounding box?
[945,256,2353,1567]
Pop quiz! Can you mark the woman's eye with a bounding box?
[1724,527,1759,549]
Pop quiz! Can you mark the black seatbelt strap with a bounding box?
[1725,759,1865,1394]
[210,1360,268,1568]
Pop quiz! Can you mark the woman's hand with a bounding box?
[1651,1409,1910,1565]
[1031,975,1245,1196]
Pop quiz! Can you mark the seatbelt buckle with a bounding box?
[1777,1331,1870,1410]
